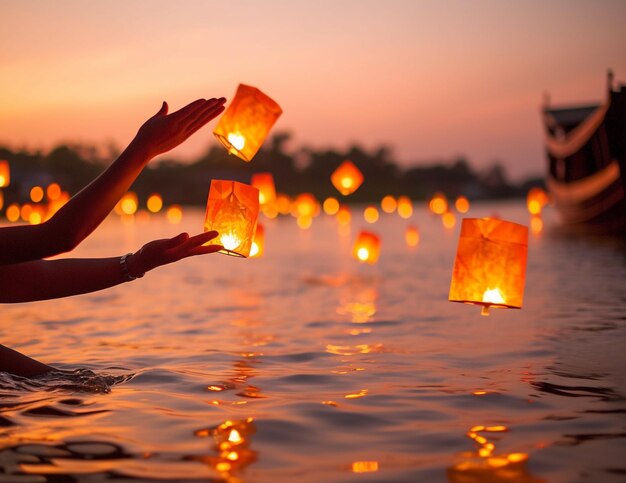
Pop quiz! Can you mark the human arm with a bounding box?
[0,231,222,303]
[0,98,226,266]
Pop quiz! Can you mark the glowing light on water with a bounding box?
[228,429,242,444]
[352,461,379,473]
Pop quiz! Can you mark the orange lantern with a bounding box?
[526,187,548,215]
[293,193,319,218]
[405,225,420,247]
[331,160,364,196]
[0,160,9,187]
[250,223,265,258]
[203,179,260,257]
[429,192,448,215]
[251,172,276,205]
[449,218,528,316]
[213,84,282,162]
[352,231,381,264]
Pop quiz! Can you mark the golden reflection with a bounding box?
[193,417,257,479]
[322,400,338,407]
[352,461,379,473]
[326,344,382,356]
[449,424,540,482]
[345,389,368,399]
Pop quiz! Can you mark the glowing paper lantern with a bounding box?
[449,218,528,315]
[397,196,413,219]
[213,84,282,162]
[455,196,470,213]
[323,197,340,215]
[293,193,319,218]
[0,160,9,187]
[251,172,276,205]
[381,195,397,214]
[405,225,420,247]
[331,160,364,196]
[429,192,448,215]
[147,193,163,213]
[250,223,265,258]
[204,179,260,257]
[526,187,548,215]
[352,231,381,264]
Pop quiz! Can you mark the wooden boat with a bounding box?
[542,71,626,234]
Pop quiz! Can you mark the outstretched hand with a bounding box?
[127,231,223,278]
[131,98,226,159]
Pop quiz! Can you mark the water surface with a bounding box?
[2,202,625,482]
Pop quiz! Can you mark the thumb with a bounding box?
[154,101,168,118]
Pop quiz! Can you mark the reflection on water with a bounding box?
[1,203,626,481]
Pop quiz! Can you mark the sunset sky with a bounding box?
[1,0,625,180]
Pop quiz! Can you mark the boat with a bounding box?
[542,71,626,234]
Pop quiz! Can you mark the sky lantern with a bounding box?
[323,197,340,215]
[120,192,138,215]
[429,192,448,215]
[204,179,260,257]
[166,205,183,224]
[397,196,413,219]
[46,183,61,201]
[294,193,319,218]
[30,186,44,203]
[250,223,265,258]
[147,193,163,213]
[363,205,379,223]
[381,195,397,214]
[251,172,276,205]
[442,211,457,229]
[213,84,282,162]
[455,195,470,213]
[331,160,364,196]
[336,205,351,225]
[530,214,543,235]
[405,225,420,247]
[526,187,549,215]
[0,160,9,187]
[352,230,381,264]
[449,218,528,316]
[6,203,20,222]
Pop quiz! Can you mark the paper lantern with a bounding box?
[331,160,364,196]
[251,172,276,205]
[0,160,9,187]
[250,223,265,258]
[204,179,260,257]
[213,84,282,162]
[352,231,381,264]
[449,218,528,315]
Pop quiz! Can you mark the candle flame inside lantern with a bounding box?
[227,133,246,152]
[221,233,242,251]
[357,248,369,261]
[482,287,505,305]
[228,429,243,444]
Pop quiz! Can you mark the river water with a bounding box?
[1,202,625,482]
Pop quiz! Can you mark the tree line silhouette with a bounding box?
[0,132,544,206]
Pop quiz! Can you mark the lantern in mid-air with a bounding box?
[251,172,276,205]
[449,218,528,315]
[0,160,10,187]
[213,84,282,162]
[204,180,260,257]
[250,223,265,258]
[352,231,381,264]
[331,160,364,196]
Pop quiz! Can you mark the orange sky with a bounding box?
[1,0,625,180]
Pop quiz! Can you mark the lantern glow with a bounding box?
[449,218,528,315]
[0,160,10,187]
[251,172,276,205]
[213,84,282,162]
[250,223,265,258]
[204,179,260,257]
[331,160,364,196]
[352,231,381,264]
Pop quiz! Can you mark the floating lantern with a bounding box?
[449,218,528,315]
[6,203,20,222]
[405,225,420,247]
[30,186,44,203]
[166,205,183,224]
[204,179,260,257]
[331,160,364,196]
[120,192,138,216]
[323,197,340,215]
[293,193,318,218]
[455,196,470,213]
[397,196,413,219]
[336,205,351,225]
[352,231,381,264]
[381,195,397,214]
[250,172,276,205]
[0,160,9,187]
[442,211,457,229]
[147,193,163,213]
[526,187,548,215]
[250,223,265,258]
[363,205,379,223]
[213,84,282,162]
[429,192,448,215]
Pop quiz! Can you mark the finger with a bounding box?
[180,98,225,127]
[152,101,168,119]
[185,104,226,135]
[186,244,224,257]
[180,231,220,249]
[169,98,207,123]
[165,232,190,249]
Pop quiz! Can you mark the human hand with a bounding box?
[131,98,226,159]
[127,231,223,277]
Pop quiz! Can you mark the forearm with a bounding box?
[0,257,132,303]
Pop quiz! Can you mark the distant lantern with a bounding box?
[429,192,448,215]
[213,84,282,162]
[0,160,9,187]
[526,187,548,215]
[397,196,413,219]
[449,218,528,316]
[352,231,381,264]
[250,223,265,258]
[251,172,276,205]
[331,160,364,196]
[204,179,260,257]
[405,225,420,247]
[294,193,319,218]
